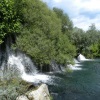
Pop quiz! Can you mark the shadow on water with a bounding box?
[48,59,100,100]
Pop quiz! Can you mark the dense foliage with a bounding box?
[53,7,73,35]
[0,0,100,68]
[0,0,21,44]
[15,0,76,66]
[70,24,100,58]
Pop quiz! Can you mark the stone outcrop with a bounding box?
[16,95,29,100]
[16,84,50,100]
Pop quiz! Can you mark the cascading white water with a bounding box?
[7,54,51,83]
[67,59,82,70]
[77,54,86,61]
[67,64,82,70]
[74,59,80,63]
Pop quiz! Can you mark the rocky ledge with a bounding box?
[16,84,51,100]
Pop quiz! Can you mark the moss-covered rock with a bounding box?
[0,76,35,100]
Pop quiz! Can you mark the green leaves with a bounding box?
[15,0,76,67]
[89,40,100,57]
[0,0,76,67]
[53,7,73,35]
[0,0,21,43]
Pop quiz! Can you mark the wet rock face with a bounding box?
[16,84,50,100]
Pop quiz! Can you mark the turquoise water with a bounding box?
[48,59,100,100]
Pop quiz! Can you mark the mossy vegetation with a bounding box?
[0,70,35,100]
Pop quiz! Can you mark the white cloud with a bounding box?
[72,14,100,30]
[53,0,62,3]
[77,0,100,12]
[42,0,100,30]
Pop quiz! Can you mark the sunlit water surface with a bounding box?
[48,59,100,100]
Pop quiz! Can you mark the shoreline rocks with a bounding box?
[16,84,51,100]
[16,95,29,100]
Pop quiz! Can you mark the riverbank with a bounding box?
[0,73,52,100]
[0,67,51,100]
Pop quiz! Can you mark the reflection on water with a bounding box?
[48,59,100,100]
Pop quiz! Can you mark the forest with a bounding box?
[0,0,100,68]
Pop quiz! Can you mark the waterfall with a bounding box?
[7,54,51,83]
[67,58,82,70]
[7,54,37,74]
[74,59,80,63]
[0,35,51,83]
[77,54,86,61]
[67,64,82,70]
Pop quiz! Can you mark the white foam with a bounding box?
[77,54,86,61]
[67,64,82,70]
[77,54,94,62]
[7,54,51,83]
[74,64,82,67]
[21,73,51,83]
[84,59,95,61]
[8,55,25,73]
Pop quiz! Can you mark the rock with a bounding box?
[27,84,50,100]
[16,95,29,100]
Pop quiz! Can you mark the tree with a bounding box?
[86,24,100,45]
[53,7,73,36]
[70,27,86,53]
[0,0,21,43]
[16,0,76,67]
[89,40,100,57]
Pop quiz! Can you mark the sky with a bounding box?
[42,0,100,31]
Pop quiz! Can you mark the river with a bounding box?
[0,53,100,100]
[48,59,100,100]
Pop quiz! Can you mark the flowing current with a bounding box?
[7,54,51,83]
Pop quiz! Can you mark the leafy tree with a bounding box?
[70,24,100,58]
[86,24,100,46]
[70,27,86,53]
[0,0,76,69]
[84,24,100,57]
[89,40,100,57]
[55,34,76,64]
[53,7,73,36]
[0,0,21,43]
[16,0,76,67]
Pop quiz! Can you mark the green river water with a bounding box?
[48,59,100,100]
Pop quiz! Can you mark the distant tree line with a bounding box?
[70,24,100,58]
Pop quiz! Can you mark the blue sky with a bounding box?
[42,0,100,30]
